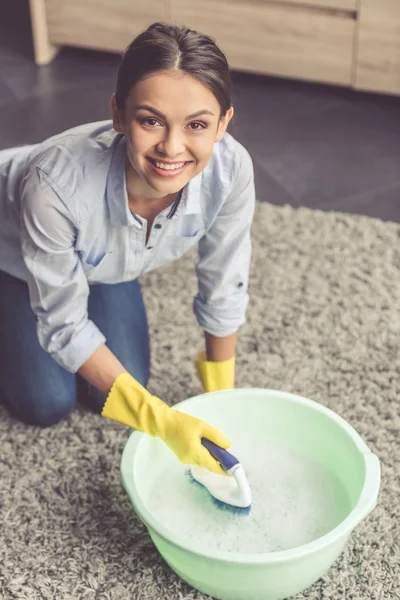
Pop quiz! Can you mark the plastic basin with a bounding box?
[120,388,381,600]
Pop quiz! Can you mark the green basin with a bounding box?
[120,388,380,600]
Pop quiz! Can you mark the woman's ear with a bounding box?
[216,106,234,142]
[111,95,125,134]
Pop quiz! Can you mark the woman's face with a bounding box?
[112,69,234,200]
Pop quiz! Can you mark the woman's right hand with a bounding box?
[157,408,231,476]
[102,372,231,475]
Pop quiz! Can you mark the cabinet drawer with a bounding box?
[45,0,167,53]
[252,0,357,11]
[355,0,400,95]
[231,0,357,12]
[170,0,355,85]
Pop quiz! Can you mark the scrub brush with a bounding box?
[189,437,252,514]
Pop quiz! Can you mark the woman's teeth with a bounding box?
[153,160,186,171]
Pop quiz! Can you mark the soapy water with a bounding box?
[146,441,351,554]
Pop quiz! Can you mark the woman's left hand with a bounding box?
[194,351,235,392]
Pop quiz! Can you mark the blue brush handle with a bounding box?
[201,437,239,472]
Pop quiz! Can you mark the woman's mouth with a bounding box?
[145,157,192,178]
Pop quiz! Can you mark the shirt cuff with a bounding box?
[193,293,249,337]
[50,320,106,373]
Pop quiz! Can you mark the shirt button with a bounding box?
[147,246,153,250]
[154,224,162,229]
[237,282,244,288]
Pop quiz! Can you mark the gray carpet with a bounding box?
[0,202,399,600]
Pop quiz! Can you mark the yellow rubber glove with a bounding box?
[102,372,231,476]
[195,350,235,393]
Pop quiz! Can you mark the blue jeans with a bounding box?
[0,270,150,426]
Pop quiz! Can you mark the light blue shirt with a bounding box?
[0,121,255,373]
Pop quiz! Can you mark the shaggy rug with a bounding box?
[0,202,399,600]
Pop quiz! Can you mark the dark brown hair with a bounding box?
[115,22,232,117]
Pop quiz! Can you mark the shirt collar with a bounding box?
[106,135,202,226]
[106,135,138,227]
[158,170,202,220]
[177,170,202,217]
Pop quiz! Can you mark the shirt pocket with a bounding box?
[150,228,206,270]
[79,249,117,283]
[163,228,206,256]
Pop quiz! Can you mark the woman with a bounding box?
[0,22,255,475]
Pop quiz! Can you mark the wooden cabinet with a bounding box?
[170,0,355,86]
[355,0,400,95]
[28,0,400,96]
[264,0,357,9]
[29,0,168,63]
[43,0,167,54]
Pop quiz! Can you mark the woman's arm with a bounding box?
[21,169,109,375]
[204,331,237,362]
[80,334,237,397]
[78,344,127,394]
[193,143,255,342]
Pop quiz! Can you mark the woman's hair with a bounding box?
[115,22,232,117]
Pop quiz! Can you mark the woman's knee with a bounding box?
[28,393,76,427]
[7,385,76,427]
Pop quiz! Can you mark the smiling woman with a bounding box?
[0,22,255,478]
[111,23,234,217]
[114,69,233,219]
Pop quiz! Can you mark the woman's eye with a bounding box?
[141,118,162,127]
[188,122,207,131]
[140,118,206,130]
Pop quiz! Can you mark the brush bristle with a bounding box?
[186,470,251,515]
[211,497,251,515]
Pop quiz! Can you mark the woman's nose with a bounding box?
[156,129,185,158]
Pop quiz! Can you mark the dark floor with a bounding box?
[1,0,400,222]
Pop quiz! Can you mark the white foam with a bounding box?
[145,441,351,554]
